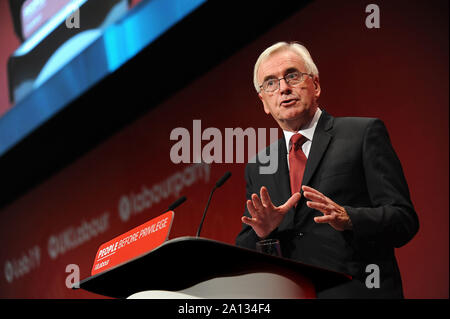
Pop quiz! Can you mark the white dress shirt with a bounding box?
[283,108,322,169]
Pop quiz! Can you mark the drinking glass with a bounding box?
[256,239,282,257]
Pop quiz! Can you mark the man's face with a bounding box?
[257,49,321,132]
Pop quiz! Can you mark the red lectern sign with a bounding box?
[91,211,174,276]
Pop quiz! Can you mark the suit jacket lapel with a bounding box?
[271,136,295,231]
[270,111,334,231]
[301,110,334,187]
[295,110,334,226]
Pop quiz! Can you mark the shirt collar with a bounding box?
[283,107,322,151]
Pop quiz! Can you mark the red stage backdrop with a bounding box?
[0,0,20,117]
[0,0,448,298]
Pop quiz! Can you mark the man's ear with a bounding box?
[313,76,321,98]
[258,93,271,115]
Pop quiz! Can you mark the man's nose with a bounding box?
[279,78,292,94]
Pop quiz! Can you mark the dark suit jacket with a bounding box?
[235,110,419,298]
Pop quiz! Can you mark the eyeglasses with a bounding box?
[259,71,313,93]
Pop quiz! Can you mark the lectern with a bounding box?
[78,236,350,299]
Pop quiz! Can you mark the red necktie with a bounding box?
[289,133,307,195]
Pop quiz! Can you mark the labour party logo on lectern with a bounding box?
[91,211,174,276]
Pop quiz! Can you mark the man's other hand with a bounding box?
[302,185,353,231]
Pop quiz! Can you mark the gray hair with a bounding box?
[253,42,319,92]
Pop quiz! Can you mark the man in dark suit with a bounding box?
[235,42,419,298]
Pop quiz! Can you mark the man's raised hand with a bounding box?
[241,186,301,239]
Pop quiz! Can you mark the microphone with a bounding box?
[196,171,232,237]
[164,196,187,212]
[215,171,232,188]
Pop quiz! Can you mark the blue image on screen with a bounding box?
[0,0,206,157]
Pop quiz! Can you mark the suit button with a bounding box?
[297,232,304,237]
